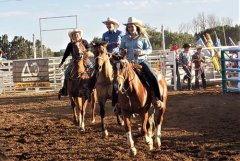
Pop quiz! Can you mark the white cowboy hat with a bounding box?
[123,17,143,26]
[68,28,83,39]
[196,45,203,49]
[102,17,120,28]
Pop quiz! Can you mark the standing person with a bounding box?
[102,17,123,110]
[58,28,91,100]
[179,43,192,90]
[120,17,162,108]
[192,45,207,90]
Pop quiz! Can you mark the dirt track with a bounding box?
[0,87,239,160]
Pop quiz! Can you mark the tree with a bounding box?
[221,17,233,26]
[178,23,191,33]
[0,34,10,57]
[145,25,161,49]
[197,12,207,31]
[192,18,200,34]
[207,14,220,28]
[196,25,240,46]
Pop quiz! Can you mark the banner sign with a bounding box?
[13,59,49,82]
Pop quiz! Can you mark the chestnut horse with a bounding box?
[67,42,93,132]
[92,42,124,137]
[116,59,168,156]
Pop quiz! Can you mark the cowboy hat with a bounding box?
[182,43,191,49]
[196,45,203,49]
[68,28,83,39]
[102,17,119,28]
[123,17,143,26]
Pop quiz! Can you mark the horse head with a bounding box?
[92,41,108,72]
[116,59,134,93]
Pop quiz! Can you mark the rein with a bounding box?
[191,59,205,79]
[117,63,136,94]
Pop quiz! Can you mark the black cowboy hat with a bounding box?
[182,43,191,48]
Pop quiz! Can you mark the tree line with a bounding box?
[0,13,239,59]
[0,35,54,60]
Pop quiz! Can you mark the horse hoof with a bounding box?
[91,119,96,124]
[149,143,153,151]
[80,129,86,134]
[73,120,79,126]
[120,120,125,126]
[102,130,108,138]
[154,137,161,149]
[117,115,124,126]
[129,147,137,156]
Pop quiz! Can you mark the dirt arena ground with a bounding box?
[0,86,239,160]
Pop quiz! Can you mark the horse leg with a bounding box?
[141,111,153,151]
[81,98,88,132]
[69,95,78,125]
[90,90,97,124]
[154,106,165,149]
[99,101,108,137]
[115,103,124,126]
[75,97,82,129]
[124,114,137,156]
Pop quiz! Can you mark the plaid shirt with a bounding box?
[179,51,192,66]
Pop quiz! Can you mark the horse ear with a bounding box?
[84,51,94,57]
[102,41,108,48]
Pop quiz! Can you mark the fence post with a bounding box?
[221,50,227,94]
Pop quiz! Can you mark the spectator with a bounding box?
[192,45,206,90]
[179,43,192,90]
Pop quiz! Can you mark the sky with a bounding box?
[0,0,239,52]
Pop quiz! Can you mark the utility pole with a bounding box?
[33,34,36,59]
[161,25,165,51]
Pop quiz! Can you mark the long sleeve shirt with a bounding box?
[192,51,205,68]
[60,39,89,64]
[102,30,122,53]
[179,51,192,66]
[120,34,152,61]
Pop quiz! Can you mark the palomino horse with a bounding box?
[92,42,124,137]
[116,59,168,156]
[67,41,93,132]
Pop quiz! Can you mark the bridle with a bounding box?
[117,61,135,94]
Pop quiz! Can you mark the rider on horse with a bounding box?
[102,17,123,110]
[88,18,122,106]
[120,17,163,108]
[58,28,91,99]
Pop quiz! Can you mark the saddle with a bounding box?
[132,64,151,88]
[69,63,90,98]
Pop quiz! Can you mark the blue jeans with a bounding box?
[140,61,161,100]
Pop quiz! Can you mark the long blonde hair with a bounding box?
[126,23,148,38]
